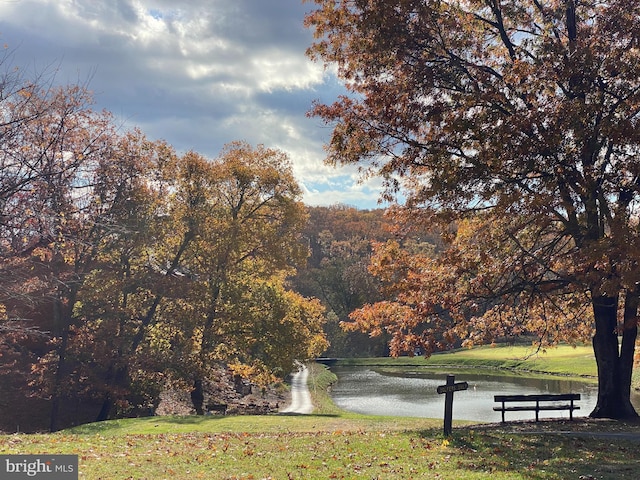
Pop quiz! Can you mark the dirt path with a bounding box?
[280,365,313,414]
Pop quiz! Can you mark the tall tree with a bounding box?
[67,131,178,423]
[306,0,640,418]
[0,83,138,430]
[0,64,84,427]
[182,142,318,413]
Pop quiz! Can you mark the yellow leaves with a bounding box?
[228,362,256,379]
[17,87,33,98]
[307,333,330,359]
[62,250,76,265]
[31,247,52,262]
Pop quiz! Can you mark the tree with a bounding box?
[0,52,164,430]
[179,142,320,413]
[305,0,640,418]
[76,142,326,418]
[0,82,145,430]
[0,64,87,430]
[64,130,178,423]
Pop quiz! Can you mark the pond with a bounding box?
[329,366,639,422]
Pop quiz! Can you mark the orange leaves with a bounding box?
[345,301,413,338]
[304,0,640,308]
[347,207,601,357]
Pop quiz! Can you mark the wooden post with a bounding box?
[437,374,468,436]
[443,375,454,436]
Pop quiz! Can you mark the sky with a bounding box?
[0,0,385,209]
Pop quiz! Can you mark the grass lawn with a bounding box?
[2,346,640,479]
[2,414,639,479]
[339,342,640,391]
[337,344,599,378]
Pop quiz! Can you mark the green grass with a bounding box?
[338,344,598,379]
[2,346,640,479]
[306,362,344,415]
[2,414,640,479]
[63,411,441,437]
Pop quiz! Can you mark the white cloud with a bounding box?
[0,0,382,208]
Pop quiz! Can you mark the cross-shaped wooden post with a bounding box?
[437,374,468,436]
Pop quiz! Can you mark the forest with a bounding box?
[4,0,640,433]
[0,78,319,432]
[0,62,441,432]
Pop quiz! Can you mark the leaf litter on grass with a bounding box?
[2,417,640,479]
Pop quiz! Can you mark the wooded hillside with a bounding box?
[291,205,442,357]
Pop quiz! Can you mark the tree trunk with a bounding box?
[191,378,205,415]
[95,364,130,422]
[49,297,71,432]
[189,281,222,415]
[95,396,113,422]
[590,294,638,419]
[618,288,639,415]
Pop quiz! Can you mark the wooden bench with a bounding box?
[206,403,227,415]
[493,394,580,422]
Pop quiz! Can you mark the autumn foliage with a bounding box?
[306,0,640,419]
[0,66,327,430]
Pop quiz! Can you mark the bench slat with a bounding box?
[494,394,580,402]
[494,405,580,412]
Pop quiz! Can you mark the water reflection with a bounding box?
[330,367,605,422]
